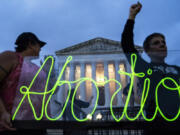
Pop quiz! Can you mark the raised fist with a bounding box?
[129,2,142,20]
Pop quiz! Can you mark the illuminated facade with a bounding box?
[54,37,142,107]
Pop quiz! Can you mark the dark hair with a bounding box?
[143,33,165,52]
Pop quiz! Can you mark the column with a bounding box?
[50,62,64,118]
[80,62,86,101]
[126,61,131,84]
[104,61,110,107]
[56,62,65,104]
[115,61,123,106]
[91,61,97,106]
[69,62,75,89]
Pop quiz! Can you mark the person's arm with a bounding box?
[121,2,142,53]
[121,2,149,74]
[0,51,17,131]
[121,19,137,54]
[0,51,17,82]
[0,53,10,82]
[0,99,16,131]
[75,96,93,108]
[75,100,89,108]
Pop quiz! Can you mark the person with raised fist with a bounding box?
[121,2,180,135]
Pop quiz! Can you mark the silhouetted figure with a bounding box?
[121,2,180,135]
[0,32,47,135]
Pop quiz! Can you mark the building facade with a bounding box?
[54,37,142,108]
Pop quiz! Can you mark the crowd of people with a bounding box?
[0,2,179,135]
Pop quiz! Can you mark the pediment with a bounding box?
[56,37,142,55]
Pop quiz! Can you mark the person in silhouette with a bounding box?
[0,32,47,135]
[121,2,180,135]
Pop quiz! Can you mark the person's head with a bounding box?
[143,33,167,62]
[15,32,46,56]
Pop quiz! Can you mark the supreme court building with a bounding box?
[54,37,142,108]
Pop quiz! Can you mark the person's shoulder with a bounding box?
[0,51,18,65]
[166,63,179,69]
[0,51,16,58]
[173,65,180,72]
[165,63,180,74]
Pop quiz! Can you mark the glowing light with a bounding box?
[12,54,180,122]
[96,113,102,120]
[86,114,92,120]
[96,77,104,83]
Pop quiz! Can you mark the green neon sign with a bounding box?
[12,54,180,122]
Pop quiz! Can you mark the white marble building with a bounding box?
[54,37,142,108]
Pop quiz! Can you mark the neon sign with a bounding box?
[12,54,180,122]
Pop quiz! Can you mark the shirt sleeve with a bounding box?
[121,19,149,73]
